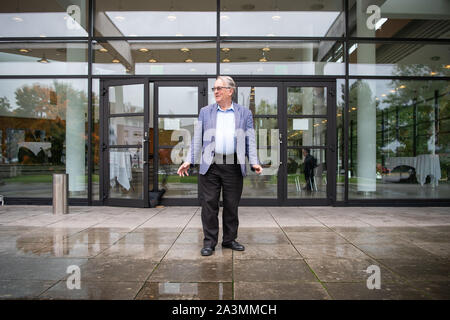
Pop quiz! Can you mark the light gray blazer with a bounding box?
[188,103,259,176]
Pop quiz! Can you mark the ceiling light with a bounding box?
[221,48,230,52]
[99,48,108,53]
[112,58,120,63]
[180,48,190,52]
[381,94,386,97]
[184,58,193,63]
[115,16,125,21]
[222,58,230,63]
[259,57,267,62]
[399,85,406,89]
[38,55,49,64]
[390,89,396,93]
[39,34,47,38]
[351,107,356,111]
[19,49,29,53]
[12,17,23,22]
[220,15,230,21]
[139,48,149,53]
[430,71,438,76]
[175,33,183,37]
[266,33,275,37]
[148,59,157,63]
[262,47,271,52]
[444,65,450,69]
[167,14,177,21]
[272,15,281,21]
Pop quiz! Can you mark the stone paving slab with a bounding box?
[0,205,449,300]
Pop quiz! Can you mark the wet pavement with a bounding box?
[0,205,449,300]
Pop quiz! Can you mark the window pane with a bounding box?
[93,41,216,75]
[0,0,88,37]
[288,118,327,147]
[158,148,198,198]
[220,0,344,37]
[0,42,88,75]
[109,117,143,145]
[109,84,144,114]
[158,87,198,115]
[0,79,88,198]
[287,87,327,115]
[238,87,277,115]
[350,0,450,39]
[158,117,196,147]
[92,79,100,200]
[349,43,450,76]
[220,41,344,76]
[109,147,143,200]
[336,79,345,201]
[95,0,216,36]
[348,79,450,199]
[287,148,327,199]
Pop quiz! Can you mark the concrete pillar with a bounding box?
[356,0,377,192]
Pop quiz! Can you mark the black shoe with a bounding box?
[200,247,215,256]
[222,241,245,251]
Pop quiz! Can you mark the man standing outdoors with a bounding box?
[177,76,262,256]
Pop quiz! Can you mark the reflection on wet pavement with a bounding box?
[0,205,449,299]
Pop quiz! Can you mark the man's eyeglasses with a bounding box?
[211,86,231,92]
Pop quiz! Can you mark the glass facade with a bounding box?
[0,0,448,206]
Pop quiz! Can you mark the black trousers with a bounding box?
[199,162,243,248]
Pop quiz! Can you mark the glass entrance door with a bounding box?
[282,82,336,205]
[100,79,150,207]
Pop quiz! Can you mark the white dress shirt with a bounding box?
[215,103,236,154]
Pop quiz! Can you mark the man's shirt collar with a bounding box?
[217,103,234,112]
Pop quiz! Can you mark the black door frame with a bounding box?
[100,78,150,207]
[236,79,337,206]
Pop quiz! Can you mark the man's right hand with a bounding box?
[177,162,191,177]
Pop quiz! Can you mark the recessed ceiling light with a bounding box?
[180,48,190,52]
[272,15,281,21]
[221,48,230,52]
[262,47,271,52]
[112,58,120,63]
[399,85,406,89]
[266,33,275,37]
[39,34,46,38]
[19,49,29,53]
[222,58,230,63]
[12,17,23,22]
[167,14,177,21]
[115,16,125,21]
[139,48,149,53]
[430,71,438,76]
[444,65,450,69]
[38,55,49,64]
[148,58,157,63]
[259,57,267,62]
[220,15,230,21]
[381,94,386,97]
[184,58,193,63]
[99,48,108,52]
[175,33,183,37]
[390,89,396,93]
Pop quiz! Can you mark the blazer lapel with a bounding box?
[234,103,241,130]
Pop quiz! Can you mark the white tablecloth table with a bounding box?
[109,151,132,190]
[384,155,441,186]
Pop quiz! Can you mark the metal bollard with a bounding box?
[53,173,69,215]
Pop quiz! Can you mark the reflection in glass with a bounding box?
[92,79,100,200]
[109,147,143,199]
[109,117,143,145]
[0,0,88,37]
[95,0,216,36]
[336,79,345,201]
[220,41,344,75]
[349,43,450,77]
[350,0,450,39]
[348,79,450,199]
[93,41,216,75]
[287,87,327,115]
[0,42,88,75]
[238,87,277,115]
[0,79,88,198]
[158,118,196,147]
[287,148,327,199]
[109,84,144,114]
[158,149,198,198]
[288,118,327,147]
[220,0,343,37]
[159,87,198,115]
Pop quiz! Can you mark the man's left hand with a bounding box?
[252,164,263,174]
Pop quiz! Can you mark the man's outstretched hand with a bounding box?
[252,164,263,174]
[177,162,191,177]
